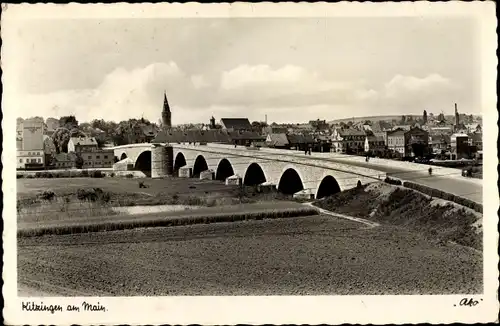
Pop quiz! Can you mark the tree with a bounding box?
[59,115,78,129]
[75,154,84,169]
[52,128,71,153]
[70,128,85,137]
[423,110,428,124]
[401,115,407,124]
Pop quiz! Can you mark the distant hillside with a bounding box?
[328,115,421,124]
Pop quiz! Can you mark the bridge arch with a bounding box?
[316,175,341,199]
[278,167,304,195]
[192,155,209,177]
[120,153,128,161]
[173,152,187,175]
[216,158,235,181]
[243,162,267,186]
[135,150,152,176]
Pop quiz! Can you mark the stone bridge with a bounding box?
[112,143,387,199]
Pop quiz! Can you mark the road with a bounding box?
[316,156,482,202]
[237,147,483,203]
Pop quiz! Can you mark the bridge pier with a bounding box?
[151,144,174,178]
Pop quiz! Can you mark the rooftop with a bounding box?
[220,118,252,130]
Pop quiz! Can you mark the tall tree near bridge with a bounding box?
[51,128,71,154]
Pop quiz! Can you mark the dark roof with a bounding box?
[387,128,406,136]
[287,133,315,144]
[338,129,366,137]
[153,129,265,143]
[468,133,482,142]
[220,118,252,130]
[153,129,232,143]
[266,133,289,147]
[227,130,265,141]
[367,135,385,142]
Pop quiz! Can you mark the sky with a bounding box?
[5,16,481,124]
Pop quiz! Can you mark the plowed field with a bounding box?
[18,215,482,296]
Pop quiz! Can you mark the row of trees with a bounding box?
[49,115,161,154]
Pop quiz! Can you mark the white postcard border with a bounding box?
[2,2,498,325]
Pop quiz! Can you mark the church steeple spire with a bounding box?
[163,91,171,113]
[162,91,172,128]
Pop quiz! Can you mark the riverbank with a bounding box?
[313,182,482,250]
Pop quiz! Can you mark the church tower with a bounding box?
[162,91,172,129]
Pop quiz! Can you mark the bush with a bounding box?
[81,170,89,177]
[39,190,56,201]
[110,172,115,178]
[76,187,111,203]
[17,174,24,179]
[90,170,105,178]
[384,177,402,186]
[126,174,134,179]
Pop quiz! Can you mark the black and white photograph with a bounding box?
[2,2,498,325]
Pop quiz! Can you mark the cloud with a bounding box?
[383,73,454,98]
[14,62,462,124]
[191,75,210,89]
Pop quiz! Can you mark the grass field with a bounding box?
[17,177,237,198]
[17,177,293,226]
[18,214,482,296]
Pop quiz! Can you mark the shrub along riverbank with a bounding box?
[314,183,482,250]
[18,205,320,237]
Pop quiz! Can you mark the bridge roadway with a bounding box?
[249,146,483,203]
[113,143,483,203]
[197,144,483,203]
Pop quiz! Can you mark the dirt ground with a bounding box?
[18,215,482,296]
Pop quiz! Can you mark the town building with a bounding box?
[364,135,385,154]
[67,135,114,168]
[266,133,289,149]
[80,149,115,168]
[333,128,367,154]
[52,152,77,169]
[43,135,57,168]
[429,134,451,154]
[16,120,45,169]
[387,127,430,157]
[451,133,470,160]
[313,134,332,152]
[263,126,289,135]
[309,119,329,131]
[68,136,99,153]
[468,133,482,151]
[286,133,315,151]
[386,128,406,156]
[227,130,266,146]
